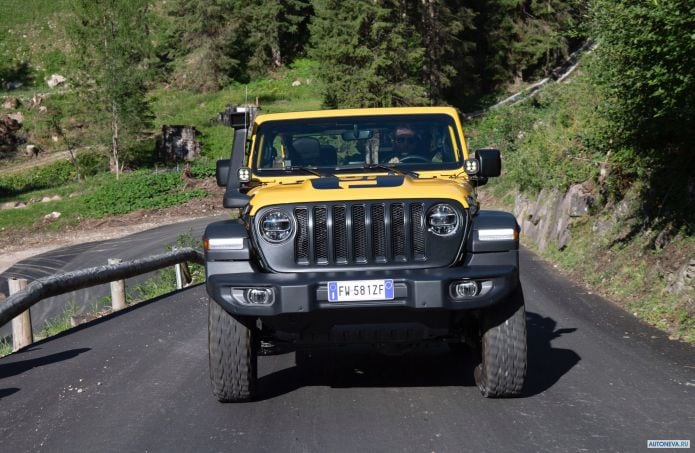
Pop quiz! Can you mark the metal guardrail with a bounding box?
[0,248,204,330]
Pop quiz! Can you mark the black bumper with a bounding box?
[206,265,519,317]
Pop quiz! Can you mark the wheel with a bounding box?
[474,285,527,398]
[447,342,469,353]
[208,299,258,402]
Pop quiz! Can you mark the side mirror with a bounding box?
[216,160,230,187]
[475,148,501,177]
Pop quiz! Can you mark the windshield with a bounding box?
[253,114,462,173]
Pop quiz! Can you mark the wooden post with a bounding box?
[175,262,184,289]
[8,278,32,351]
[108,259,126,311]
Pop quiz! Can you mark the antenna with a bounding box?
[243,86,249,144]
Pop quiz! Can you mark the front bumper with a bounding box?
[206,265,518,317]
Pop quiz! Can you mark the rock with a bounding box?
[654,226,675,250]
[38,106,48,114]
[46,74,67,88]
[26,144,40,158]
[7,112,24,124]
[2,97,20,109]
[667,258,695,294]
[14,202,27,209]
[6,81,23,90]
[292,80,301,87]
[0,201,20,210]
[0,114,23,149]
[50,195,62,201]
[51,135,59,142]
[566,183,593,217]
[28,94,44,109]
[44,211,61,220]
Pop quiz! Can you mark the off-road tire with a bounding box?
[208,299,258,402]
[474,285,527,398]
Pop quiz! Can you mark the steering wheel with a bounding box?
[398,155,429,163]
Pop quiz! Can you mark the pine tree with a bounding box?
[243,0,313,74]
[415,0,476,104]
[310,0,426,108]
[69,0,155,179]
[166,0,248,91]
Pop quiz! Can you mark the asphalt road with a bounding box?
[1,239,693,452]
[0,217,220,338]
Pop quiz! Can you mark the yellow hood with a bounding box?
[247,174,473,215]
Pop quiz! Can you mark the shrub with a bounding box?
[82,170,206,217]
[76,152,110,177]
[0,160,76,197]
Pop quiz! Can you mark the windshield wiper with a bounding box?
[282,166,323,177]
[362,163,419,179]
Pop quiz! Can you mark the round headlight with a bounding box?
[260,210,293,243]
[427,204,459,236]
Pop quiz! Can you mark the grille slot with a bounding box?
[391,203,406,260]
[333,206,347,264]
[371,204,386,262]
[292,201,435,266]
[314,207,328,264]
[295,208,309,264]
[352,205,367,263]
[411,203,426,259]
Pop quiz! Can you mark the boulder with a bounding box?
[0,114,23,149]
[26,144,40,158]
[46,74,67,88]
[292,79,302,87]
[44,211,61,220]
[566,183,593,217]
[2,97,20,109]
[7,112,24,124]
[667,258,695,294]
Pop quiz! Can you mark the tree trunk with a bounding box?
[111,102,120,180]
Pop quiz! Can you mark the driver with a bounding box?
[387,125,427,163]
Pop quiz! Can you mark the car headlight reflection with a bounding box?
[427,203,459,236]
[260,210,293,243]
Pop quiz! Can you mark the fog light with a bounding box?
[231,287,275,306]
[247,288,273,305]
[455,281,480,298]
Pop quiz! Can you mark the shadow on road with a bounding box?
[524,311,581,396]
[255,311,580,401]
[0,387,19,400]
[0,348,91,381]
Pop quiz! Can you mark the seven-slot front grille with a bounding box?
[294,201,428,266]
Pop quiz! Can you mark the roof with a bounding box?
[253,106,461,125]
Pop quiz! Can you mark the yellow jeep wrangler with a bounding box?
[204,106,526,401]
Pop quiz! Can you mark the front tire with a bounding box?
[474,285,527,397]
[208,299,258,402]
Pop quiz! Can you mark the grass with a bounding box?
[38,300,77,338]
[0,168,208,233]
[0,0,72,85]
[0,337,11,357]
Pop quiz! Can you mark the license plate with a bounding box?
[327,279,394,302]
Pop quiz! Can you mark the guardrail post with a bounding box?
[108,259,127,311]
[8,278,33,351]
